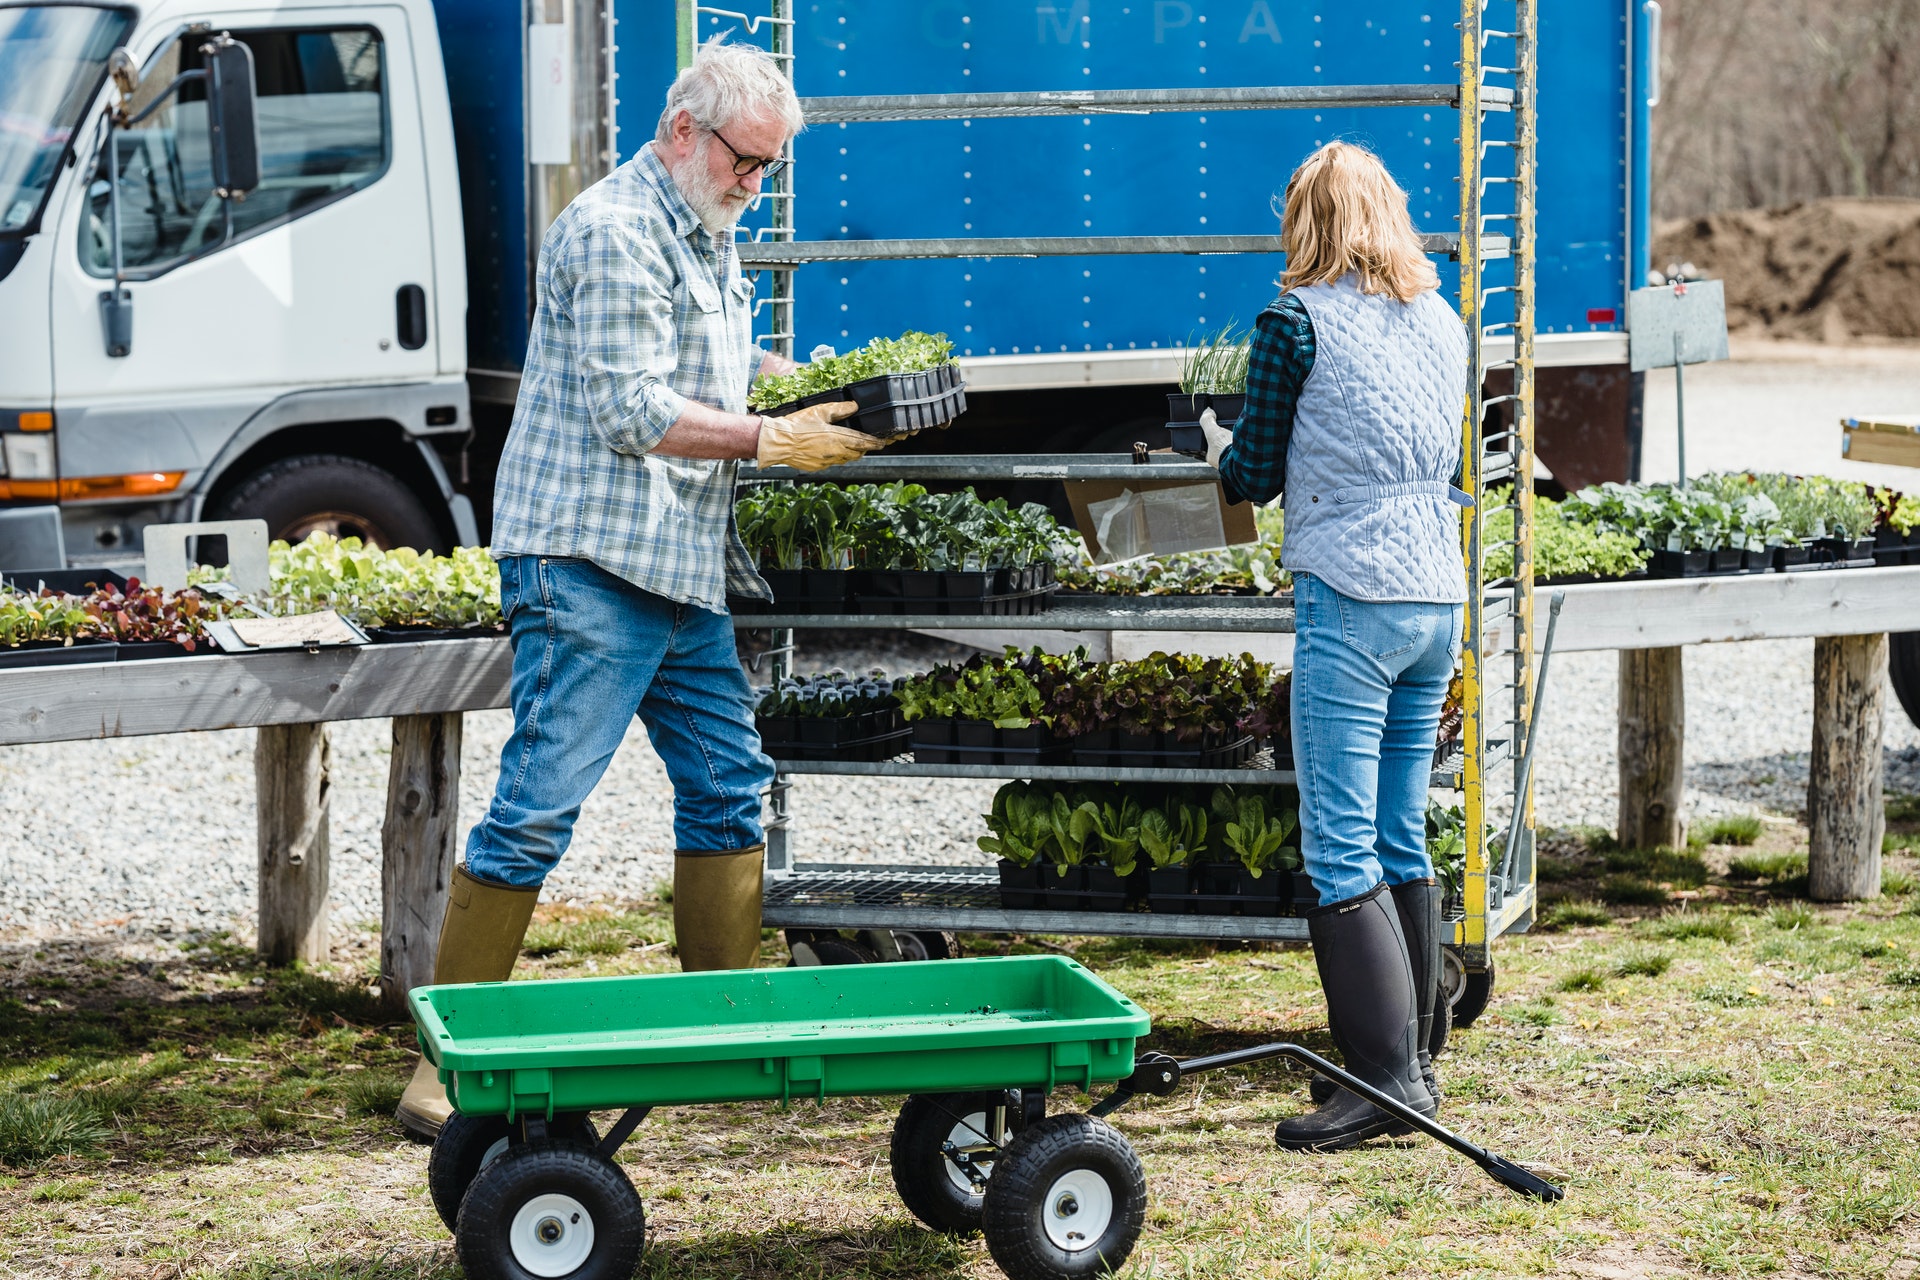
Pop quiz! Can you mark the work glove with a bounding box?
[755,401,880,471]
[1199,406,1235,469]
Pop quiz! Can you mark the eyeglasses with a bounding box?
[709,127,788,179]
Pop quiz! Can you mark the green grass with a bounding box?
[1556,967,1609,992]
[1883,867,1917,896]
[1613,948,1673,979]
[1605,845,1709,887]
[1728,850,1811,884]
[1768,903,1817,931]
[1697,813,1764,846]
[1536,900,1612,931]
[1601,874,1670,906]
[1640,912,1738,943]
[0,1093,111,1164]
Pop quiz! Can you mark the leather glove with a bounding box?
[754,401,880,471]
[1199,406,1235,468]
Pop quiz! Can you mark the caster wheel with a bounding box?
[980,1114,1147,1280]
[877,930,962,961]
[787,931,879,966]
[1443,951,1495,1028]
[456,1143,645,1280]
[890,1092,1014,1234]
[428,1112,514,1231]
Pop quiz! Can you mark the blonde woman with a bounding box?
[1202,142,1468,1152]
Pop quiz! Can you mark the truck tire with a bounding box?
[208,453,444,551]
[1891,633,1920,732]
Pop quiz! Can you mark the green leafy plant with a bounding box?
[79,578,218,650]
[978,781,1056,868]
[1177,320,1251,395]
[1485,490,1648,579]
[262,534,502,629]
[736,482,1071,573]
[1210,786,1299,876]
[0,590,97,647]
[1140,793,1210,870]
[748,330,955,410]
[1060,501,1287,596]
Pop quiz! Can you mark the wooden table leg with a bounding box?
[381,712,463,1012]
[1810,633,1886,901]
[1618,646,1686,851]
[257,723,331,965]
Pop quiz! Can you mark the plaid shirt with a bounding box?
[490,146,771,611]
[1217,294,1316,507]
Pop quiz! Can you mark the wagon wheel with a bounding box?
[429,1112,514,1231]
[980,1114,1147,1280]
[889,930,963,961]
[890,1092,1014,1234]
[456,1142,645,1280]
[786,930,880,965]
[1441,949,1495,1028]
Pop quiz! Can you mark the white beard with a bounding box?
[671,139,753,233]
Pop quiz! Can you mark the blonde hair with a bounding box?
[1278,142,1438,303]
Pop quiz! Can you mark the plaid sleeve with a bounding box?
[1217,294,1315,506]
[563,220,690,455]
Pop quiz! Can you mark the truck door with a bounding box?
[47,8,438,494]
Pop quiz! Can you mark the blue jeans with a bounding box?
[1291,572,1464,906]
[464,556,773,887]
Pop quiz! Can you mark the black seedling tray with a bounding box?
[758,708,908,762]
[735,564,1055,616]
[367,625,505,643]
[1647,548,1774,579]
[910,718,1067,766]
[764,363,967,438]
[1166,392,1245,457]
[2,567,128,595]
[116,640,214,660]
[1067,728,1256,769]
[0,640,117,669]
[1874,528,1918,566]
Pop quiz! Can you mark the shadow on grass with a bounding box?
[635,1218,974,1280]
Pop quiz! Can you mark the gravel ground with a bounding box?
[2,628,1916,941]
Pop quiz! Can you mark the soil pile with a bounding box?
[1652,198,1920,341]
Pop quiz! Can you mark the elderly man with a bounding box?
[397,37,880,1138]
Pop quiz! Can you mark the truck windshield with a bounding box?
[0,4,132,234]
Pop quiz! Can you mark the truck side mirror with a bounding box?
[204,37,259,197]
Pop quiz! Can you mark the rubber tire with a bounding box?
[1451,959,1495,1029]
[890,1092,1013,1235]
[980,1114,1148,1280]
[455,1142,645,1280]
[905,930,962,960]
[206,453,443,551]
[1429,978,1454,1058]
[429,1111,514,1232]
[1891,632,1920,732]
[792,933,880,965]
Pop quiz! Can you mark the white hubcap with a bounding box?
[942,1111,1011,1197]
[1042,1168,1114,1252]
[509,1192,595,1277]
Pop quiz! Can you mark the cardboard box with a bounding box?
[1065,471,1257,563]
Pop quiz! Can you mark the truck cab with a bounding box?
[0,0,474,567]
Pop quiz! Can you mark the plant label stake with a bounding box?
[1627,275,1728,487]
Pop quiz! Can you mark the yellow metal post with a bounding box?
[1456,0,1490,960]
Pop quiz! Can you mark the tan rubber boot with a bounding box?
[396,864,540,1140]
[673,845,765,971]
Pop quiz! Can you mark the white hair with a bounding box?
[655,35,803,145]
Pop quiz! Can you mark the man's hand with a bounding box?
[1199,407,1235,468]
[755,401,883,471]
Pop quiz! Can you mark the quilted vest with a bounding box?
[1280,274,1471,603]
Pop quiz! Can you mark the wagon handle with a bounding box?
[1092,1043,1564,1202]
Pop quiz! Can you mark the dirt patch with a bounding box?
[1653,198,1920,341]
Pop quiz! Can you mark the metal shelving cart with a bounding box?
[682,0,1539,1017]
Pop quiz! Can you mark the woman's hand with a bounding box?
[1199,407,1235,468]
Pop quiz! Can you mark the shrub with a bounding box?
[1537,901,1612,932]
[1698,814,1764,846]
[0,1094,110,1164]
[1602,875,1670,906]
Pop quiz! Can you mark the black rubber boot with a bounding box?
[1307,879,1447,1108]
[1390,878,1445,1108]
[1275,883,1435,1153]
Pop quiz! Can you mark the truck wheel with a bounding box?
[208,453,443,551]
[1444,951,1495,1029]
[980,1113,1147,1280]
[1891,633,1920,731]
[890,1091,1014,1234]
[429,1111,513,1231]
[456,1143,645,1280]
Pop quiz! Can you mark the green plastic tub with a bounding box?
[412,955,1151,1121]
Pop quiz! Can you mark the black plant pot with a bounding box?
[1039,864,1085,909]
[1774,543,1812,571]
[943,570,994,601]
[956,720,995,748]
[1166,392,1206,424]
[1708,546,1746,574]
[903,571,943,600]
[1083,865,1131,912]
[1234,867,1286,918]
[998,860,1045,910]
[760,568,807,606]
[1208,393,1246,425]
[1145,865,1194,914]
[1648,548,1711,578]
[798,717,839,745]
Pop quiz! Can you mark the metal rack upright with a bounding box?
[678,0,1539,1007]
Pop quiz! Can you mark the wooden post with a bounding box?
[1618,646,1686,850]
[256,723,331,964]
[1809,633,1886,901]
[380,712,463,1011]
